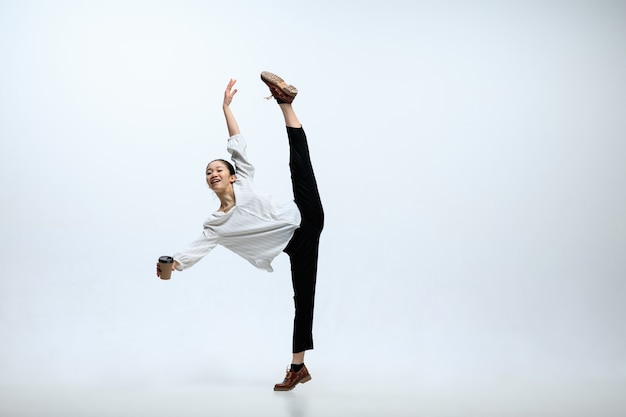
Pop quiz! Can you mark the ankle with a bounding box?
[290,363,305,372]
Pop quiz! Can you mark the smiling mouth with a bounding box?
[210,178,220,184]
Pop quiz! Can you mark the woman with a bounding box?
[157,72,324,391]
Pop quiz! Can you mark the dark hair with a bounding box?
[207,159,236,176]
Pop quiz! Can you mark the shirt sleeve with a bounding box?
[227,134,255,181]
[173,228,218,271]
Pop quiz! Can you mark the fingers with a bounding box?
[223,79,238,107]
[226,78,237,93]
[225,79,238,96]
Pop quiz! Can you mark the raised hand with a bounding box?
[223,78,238,108]
[222,78,240,136]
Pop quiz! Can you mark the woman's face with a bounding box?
[206,161,236,192]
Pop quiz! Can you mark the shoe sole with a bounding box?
[273,374,312,391]
[261,71,298,98]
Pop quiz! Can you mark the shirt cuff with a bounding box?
[173,258,184,271]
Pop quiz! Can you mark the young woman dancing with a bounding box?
[157,72,324,391]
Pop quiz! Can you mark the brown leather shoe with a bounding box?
[273,365,312,391]
[261,71,298,104]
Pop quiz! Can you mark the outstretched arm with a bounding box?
[223,78,240,137]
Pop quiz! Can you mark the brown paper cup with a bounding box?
[158,256,174,280]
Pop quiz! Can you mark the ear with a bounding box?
[229,174,236,184]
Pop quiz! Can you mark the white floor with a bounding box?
[2,380,625,417]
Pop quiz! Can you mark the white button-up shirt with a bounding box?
[173,134,301,272]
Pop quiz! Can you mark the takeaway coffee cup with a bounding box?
[158,256,174,280]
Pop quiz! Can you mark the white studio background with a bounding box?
[1,0,625,401]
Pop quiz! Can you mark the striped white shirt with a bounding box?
[173,134,301,272]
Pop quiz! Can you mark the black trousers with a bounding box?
[283,126,324,353]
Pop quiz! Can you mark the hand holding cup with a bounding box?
[157,256,175,280]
